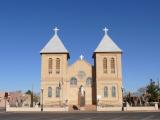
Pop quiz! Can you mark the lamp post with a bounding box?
[4,92,8,112]
[41,88,44,112]
[4,97,6,112]
[122,87,124,111]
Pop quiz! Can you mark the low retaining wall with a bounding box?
[97,106,122,111]
[97,103,159,111]
[124,102,159,111]
[125,106,158,111]
[6,107,68,112]
[6,107,41,112]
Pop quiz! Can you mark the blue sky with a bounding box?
[0,0,160,93]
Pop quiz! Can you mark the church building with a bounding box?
[40,27,123,111]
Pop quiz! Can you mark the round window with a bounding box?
[77,71,86,79]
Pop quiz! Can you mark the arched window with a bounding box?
[56,87,60,97]
[48,58,52,74]
[48,87,52,97]
[56,58,60,74]
[112,86,116,97]
[104,86,108,97]
[103,58,107,73]
[70,77,77,86]
[86,77,92,86]
[111,58,115,73]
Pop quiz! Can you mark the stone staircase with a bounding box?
[84,105,97,111]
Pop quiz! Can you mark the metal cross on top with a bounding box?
[53,27,59,35]
[103,27,109,35]
[80,54,84,60]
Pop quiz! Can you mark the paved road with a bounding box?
[0,112,160,120]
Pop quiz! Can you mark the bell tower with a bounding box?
[40,27,69,107]
[93,27,123,107]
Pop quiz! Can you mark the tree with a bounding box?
[26,90,32,95]
[25,90,40,107]
[126,92,132,105]
[146,79,160,102]
[26,90,33,107]
[137,87,146,95]
[33,93,40,104]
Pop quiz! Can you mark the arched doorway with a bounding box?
[78,85,85,107]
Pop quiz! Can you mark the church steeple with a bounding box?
[94,27,122,53]
[93,27,123,107]
[40,27,69,57]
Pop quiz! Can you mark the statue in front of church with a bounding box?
[80,85,85,96]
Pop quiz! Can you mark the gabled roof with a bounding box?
[40,31,69,54]
[69,59,92,68]
[94,29,122,53]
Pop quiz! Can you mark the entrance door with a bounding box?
[78,85,85,107]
